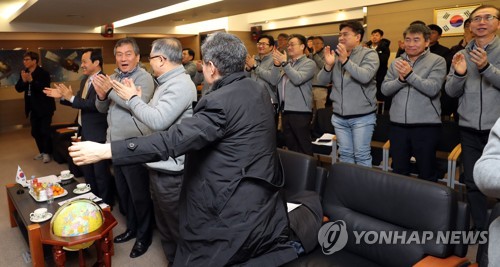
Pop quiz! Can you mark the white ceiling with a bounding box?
[5,0,313,29]
[0,0,408,37]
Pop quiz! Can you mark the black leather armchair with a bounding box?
[278,148,327,195]
[286,163,471,267]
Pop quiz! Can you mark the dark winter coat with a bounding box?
[111,72,297,266]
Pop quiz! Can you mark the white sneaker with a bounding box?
[33,153,43,160]
[42,154,51,163]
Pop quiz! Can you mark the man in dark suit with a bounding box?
[15,51,55,163]
[44,49,114,205]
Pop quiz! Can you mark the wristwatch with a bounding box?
[281,61,288,67]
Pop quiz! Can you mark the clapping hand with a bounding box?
[21,70,32,83]
[323,46,336,71]
[93,74,113,100]
[111,78,142,101]
[451,53,467,75]
[245,55,256,70]
[272,48,287,66]
[43,83,73,99]
[335,44,349,64]
[394,59,413,81]
[469,47,488,70]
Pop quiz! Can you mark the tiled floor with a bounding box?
[0,127,169,266]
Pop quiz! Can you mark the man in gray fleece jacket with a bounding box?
[111,38,197,264]
[317,20,379,167]
[271,33,316,155]
[474,117,500,267]
[93,37,155,258]
[382,24,447,182]
[445,4,500,232]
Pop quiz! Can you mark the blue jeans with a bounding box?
[331,113,376,167]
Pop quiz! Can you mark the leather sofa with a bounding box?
[285,162,471,267]
[278,148,328,196]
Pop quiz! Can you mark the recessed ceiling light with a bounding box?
[1,0,28,20]
[113,0,223,28]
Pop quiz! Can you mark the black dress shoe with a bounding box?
[130,241,151,258]
[114,230,136,243]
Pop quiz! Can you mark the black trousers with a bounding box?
[282,112,313,156]
[114,164,153,243]
[81,159,114,205]
[389,124,440,182]
[460,129,490,231]
[30,111,53,154]
[150,170,183,263]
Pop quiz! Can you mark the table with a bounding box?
[6,181,115,266]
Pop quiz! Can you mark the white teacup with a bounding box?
[76,183,90,191]
[60,170,71,178]
[30,208,47,220]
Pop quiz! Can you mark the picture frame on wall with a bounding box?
[0,49,27,87]
[434,5,480,37]
[38,47,103,82]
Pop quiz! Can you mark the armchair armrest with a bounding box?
[449,144,462,189]
[382,140,390,171]
[413,255,470,267]
[330,135,337,165]
[449,144,461,161]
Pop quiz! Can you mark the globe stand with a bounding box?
[28,210,117,267]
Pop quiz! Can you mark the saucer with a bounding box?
[30,212,53,223]
[58,174,74,181]
[73,187,91,194]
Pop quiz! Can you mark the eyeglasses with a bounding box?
[287,43,300,47]
[148,55,163,61]
[471,15,498,23]
[256,42,270,46]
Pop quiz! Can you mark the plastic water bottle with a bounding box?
[46,184,54,204]
[28,175,35,194]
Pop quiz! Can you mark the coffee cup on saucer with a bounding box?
[60,170,71,179]
[76,183,90,191]
[30,208,48,220]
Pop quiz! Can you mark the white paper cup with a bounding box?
[30,208,47,220]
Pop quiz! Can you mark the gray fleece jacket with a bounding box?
[271,55,316,112]
[96,66,155,142]
[317,45,379,117]
[126,65,197,172]
[382,49,446,124]
[445,36,500,131]
[245,52,278,104]
[474,117,500,267]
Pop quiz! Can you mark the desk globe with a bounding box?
[51,199,104,250]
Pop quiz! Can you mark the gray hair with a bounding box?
[151,38,183,64]
[114,37,140,56]
[201,32,247,76]
[403,24,431,41]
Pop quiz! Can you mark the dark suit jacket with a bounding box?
[61,71,108,143]
[15,66,55,117]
